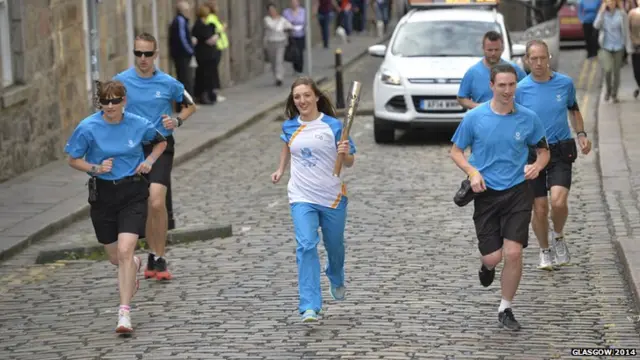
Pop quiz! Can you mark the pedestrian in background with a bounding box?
[372,0,390,38]
[352,0,367,34]
[578,0,602,58]
[314,0,339,48]
[628,2,640,97]
[594,0,633,102]
[283,0,307,74]
[169,0,194,108]
[264,3,293,87]
[336,0,353,43]
[205,0,228,102]
[271,77,357,323]
[192,4,220,105]
[64,80,168,334]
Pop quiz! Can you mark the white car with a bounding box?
[368,2,527,143]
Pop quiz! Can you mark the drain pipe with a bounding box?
[88,0,102,110]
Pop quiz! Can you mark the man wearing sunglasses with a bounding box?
[114,32,196,282]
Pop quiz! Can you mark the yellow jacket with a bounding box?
[205,13,229,51]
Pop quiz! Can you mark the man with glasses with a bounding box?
[515,40,591,270]
[457,31,528,110]
[114,32,196,282]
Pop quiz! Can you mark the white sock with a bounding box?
[482,263,494,271]
[498,299,511,313]
[541,247,550,253]
[553,231,563,239]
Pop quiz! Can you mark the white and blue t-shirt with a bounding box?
[280,113,357,208]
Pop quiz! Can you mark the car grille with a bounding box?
[407,78,461,84]
[385,95,407,112]
[411,95,465,114]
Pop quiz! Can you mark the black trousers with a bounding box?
[291,36,305,74]
[173,55,192,112]
[194,58,217,102]
[632,53,640,88]
[212,50,222,90]
[582,23,599,58]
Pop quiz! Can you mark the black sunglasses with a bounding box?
[133,50,155,58]
[99,97,124,105]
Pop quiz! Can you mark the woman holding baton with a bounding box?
[64,80,167,334]
[271,77,357,323]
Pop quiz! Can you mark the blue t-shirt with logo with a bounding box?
[114,68,184,137]
[64,111,160,181]
[515,72,576,144]
[458,59,527,103]
[451,102,547,191]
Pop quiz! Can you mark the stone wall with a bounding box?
[0,0,88,182]
[0,0,375,182]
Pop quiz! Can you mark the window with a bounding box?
[0,0,13,87]
[391,20,502,57]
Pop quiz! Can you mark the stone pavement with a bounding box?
[597,61,640,313]
[1,49,640,359]
[0,30,390,262]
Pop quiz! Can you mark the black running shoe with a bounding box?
[498,308,521,331]
[144,253,156,279]
[154,257,172,280]
[478,264,495,287]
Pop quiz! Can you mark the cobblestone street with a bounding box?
[1,50,639,359]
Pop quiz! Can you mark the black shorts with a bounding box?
[472,181,533,256]
[527,142,573,198]
[89,176,150,245]
[143,135,175,187]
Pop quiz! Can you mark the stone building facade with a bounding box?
[0,0,334,182]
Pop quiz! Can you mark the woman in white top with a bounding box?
[271,77,357,323]
[264,3,293,86]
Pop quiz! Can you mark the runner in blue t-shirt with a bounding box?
[457,31,527,109]
[64,80,168,334]
[451,64,550,331]
[114,32,196,282]
[515,40,592,270]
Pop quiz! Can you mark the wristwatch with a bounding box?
[577,131,587,137]
[90,165,98,174]
[176,116,183,127]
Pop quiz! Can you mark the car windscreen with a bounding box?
[391,20,502,57]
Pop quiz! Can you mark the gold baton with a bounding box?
[333,81,362,177]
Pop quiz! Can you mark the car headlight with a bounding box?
[380,70,401,86]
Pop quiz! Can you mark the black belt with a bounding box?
[95,175,146,186]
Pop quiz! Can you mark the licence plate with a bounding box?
[561,17,580,25]
[421,99,460,110]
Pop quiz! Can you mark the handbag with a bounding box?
[284,37,299,63]
[453,179,476,207]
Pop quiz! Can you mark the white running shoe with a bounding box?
[115,309,133,334]
[552,235,571,266]
[537,249,554,270]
